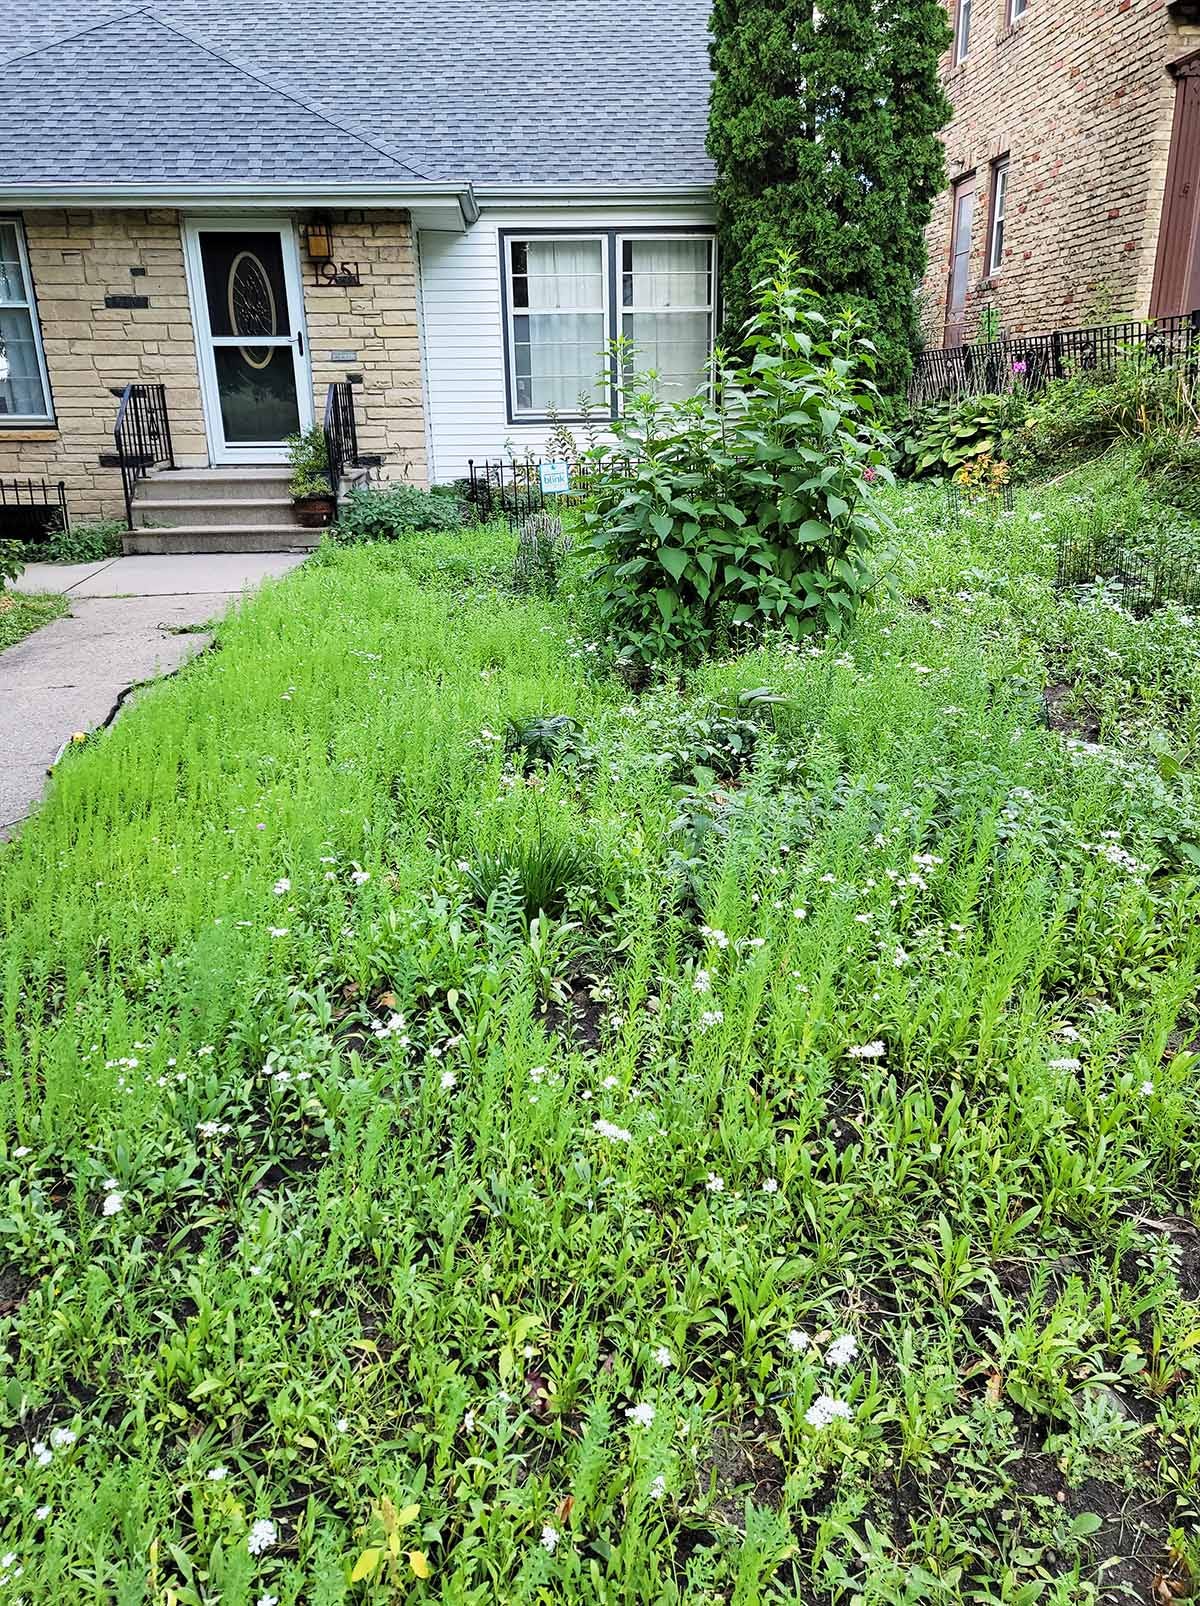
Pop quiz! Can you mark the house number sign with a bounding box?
[313,260,362,287]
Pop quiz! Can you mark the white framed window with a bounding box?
[1009,0,1028,20]
[619,235,715,403]
[988,159,1009,275]
[954,0,971,61]
[0,218,54,423]
[501,230,716,422]
[505,235,609,419]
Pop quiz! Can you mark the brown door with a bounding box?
[1151,53,1200,318]
[945,175,975,346]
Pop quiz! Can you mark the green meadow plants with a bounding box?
[1,467,1199,1600]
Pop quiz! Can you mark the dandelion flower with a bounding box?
[625,1402,655,1428]
[246,1518,277,1556]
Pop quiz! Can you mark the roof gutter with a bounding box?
[0,181,481,226]
[472,182,714,209]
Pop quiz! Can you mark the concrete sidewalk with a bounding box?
[2,553,307,839]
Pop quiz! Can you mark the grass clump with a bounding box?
[0,470,1199,1602]
[0,589,68,650]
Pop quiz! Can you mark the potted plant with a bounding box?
[286,425,336,528]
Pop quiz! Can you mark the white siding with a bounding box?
[418,200,716,484]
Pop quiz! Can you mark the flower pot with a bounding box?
[293,494,336,529]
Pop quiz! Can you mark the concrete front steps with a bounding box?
[123,467,323,555]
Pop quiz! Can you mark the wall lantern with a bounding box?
[303,217,334,261]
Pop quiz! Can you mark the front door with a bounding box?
[945,176,975,347]
[184,219,312,463]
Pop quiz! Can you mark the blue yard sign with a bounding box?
[538,458,570,495]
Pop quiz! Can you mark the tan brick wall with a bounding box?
[920,0,1200,346]
[0,206,427,526]
[304,209,427,486]
[0,208,207,522]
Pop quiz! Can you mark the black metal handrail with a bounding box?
[323,381,360,514]
[910,309,1200,407]
[114,383,174,529]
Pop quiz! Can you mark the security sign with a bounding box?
[538,459,570,495]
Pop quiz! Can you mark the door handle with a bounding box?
[296,330,304,357]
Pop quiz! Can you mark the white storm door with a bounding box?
[184,218,313,464]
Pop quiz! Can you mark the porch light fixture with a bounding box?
[303,217,334,261]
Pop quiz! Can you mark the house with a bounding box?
[920,0,1200,348]
[0,0,716,549]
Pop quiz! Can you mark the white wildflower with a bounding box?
[787,1329,810,1352]
[206,1466,228,1481]
[653,1345,673,1368]
[246,1518,277,1556]
[440,1070,458,1091]
[1140,1080,1155,1096]
[350,867,370,886]
[1048,1057,1081,1071]
[693,968,712,994]
[272,877,290,896]
[762,1177,779,1194]
[593,1119,632,1143]
[540,1524,559,1553]
[805,1394,853,1429]
[102,1191,124,1216]
[625,1402,655,1428]
[826,1334,859,1367]
[48,1427,76,1450]
[649,1474,667,1500]
[705,1173,725,1192]
[847,1040,886,1060]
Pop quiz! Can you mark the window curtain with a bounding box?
[0,224,50,417]
[513,239,605,413]
[622,239,712,399]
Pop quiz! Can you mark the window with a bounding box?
[1009,0,1028,21]
[502,231,715,421]
[620,237,714,401]
[987,159,1009,275]
[954,0,971,61]
[0,219,53,423]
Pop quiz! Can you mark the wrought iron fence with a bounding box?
[323,381,360,514]
[114,382,174,529]
[0,476,70,542]
[466,456,632,520]
[1055,529,1200,617]
[910,310,1200,407]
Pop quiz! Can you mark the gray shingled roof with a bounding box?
[0,1,715,190]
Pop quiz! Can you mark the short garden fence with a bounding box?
[911,309,1200,408]
[1055,528,1200,617]
[466,456,632,520]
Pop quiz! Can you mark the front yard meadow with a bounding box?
[2,477,1200,1604]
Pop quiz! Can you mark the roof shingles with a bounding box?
[0,0,714,190]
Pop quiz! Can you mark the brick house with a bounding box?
[920,0,1200,348]
[0,0,715,550]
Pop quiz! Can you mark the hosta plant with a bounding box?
[581,252,891,665]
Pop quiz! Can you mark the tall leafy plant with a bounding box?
[707,0,952,395]
[582,254,891,666]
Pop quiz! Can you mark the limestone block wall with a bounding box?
[920,0,1200,345]
[0,208,207,522]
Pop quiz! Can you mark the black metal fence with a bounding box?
[0,477,70,543]
[323,381,360,514]
[466,456,632,520]
[114,382,174,529]
[910,310,1200,407]
[1056,530,1200,617]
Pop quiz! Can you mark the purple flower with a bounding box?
[863,465,878,482]
[1011,359,1027,376]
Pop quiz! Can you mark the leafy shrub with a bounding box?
[632,686,788,784]
[331,484,466,544]
[582,253,890,666]
[0,538,24,590]
[25,519,124,563]
[900,394,1013,477]
[504,714,591,770]
[285,425,332,499]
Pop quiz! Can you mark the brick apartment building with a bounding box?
[921,0,1200,348]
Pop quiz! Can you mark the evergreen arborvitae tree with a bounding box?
[707,0,952,395]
